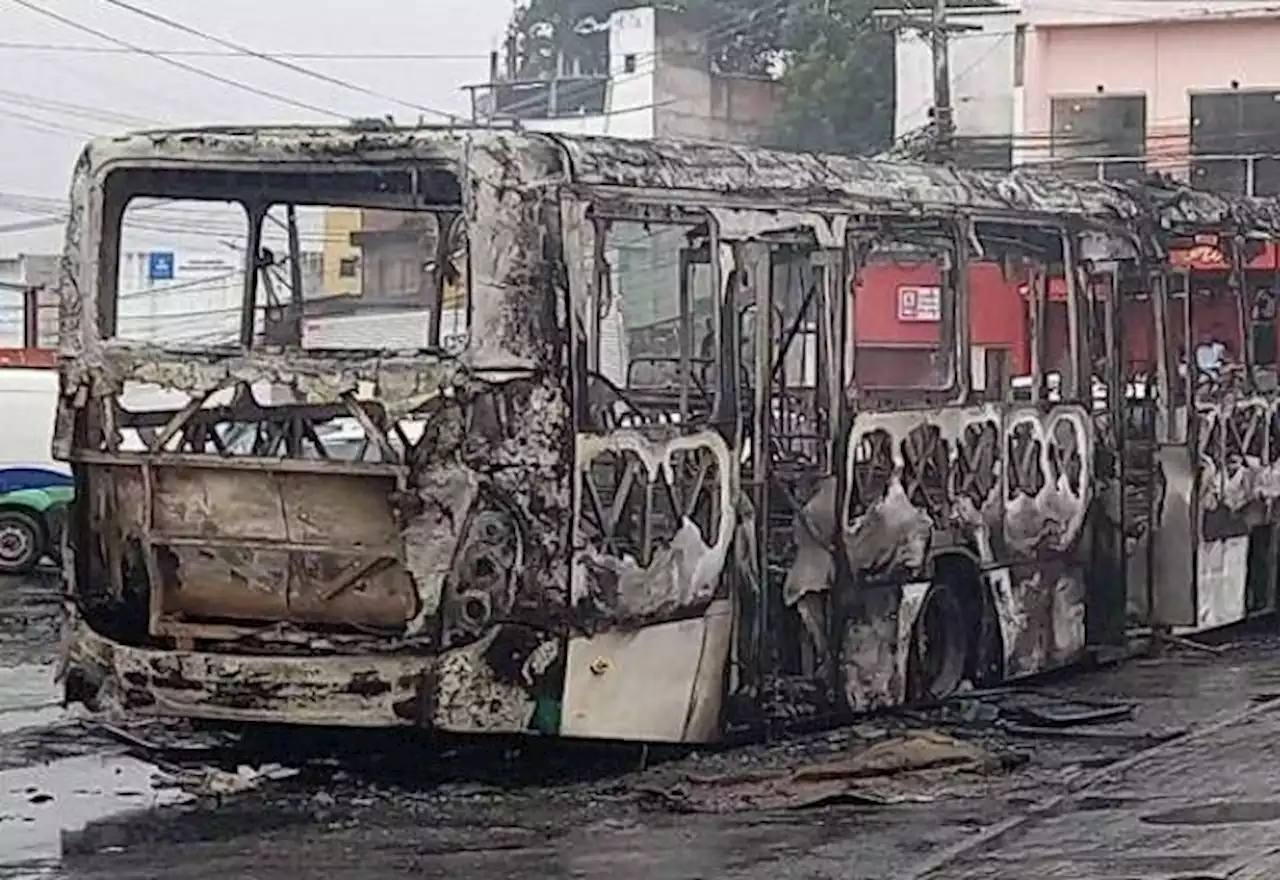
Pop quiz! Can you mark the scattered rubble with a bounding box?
[152,763,300,801]
[635,729,1011,813]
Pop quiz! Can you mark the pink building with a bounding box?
[890,0,1280,195]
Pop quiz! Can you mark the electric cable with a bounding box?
[0,85,157,127]
[7,0,346,119]
[96,0,461,122]
[0,40,491,60]
[1,106,96,138]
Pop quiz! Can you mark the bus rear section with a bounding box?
[56,128,609,736]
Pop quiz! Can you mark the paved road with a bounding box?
[917,696,1280,879]
[2,576,1280,879]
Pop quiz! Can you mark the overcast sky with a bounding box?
[0,0,516,253]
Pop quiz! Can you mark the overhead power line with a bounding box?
[0,85,157,127]
[0,40,490,60]
[4,106,94,138]
[96,0,460,122]
[0,216,67,234]
[8,0,344,119]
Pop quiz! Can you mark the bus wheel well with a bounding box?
[1245,525,1276,616]
[931,550,998,685]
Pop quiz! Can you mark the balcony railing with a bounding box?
[1023,152,1280,198]
[462,75,610,123]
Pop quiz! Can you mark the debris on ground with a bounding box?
[926,689,1185,744]
[88,719,240,756]
[153,763,300,800]
[940,689,1135,729]
[636,729,1012,813]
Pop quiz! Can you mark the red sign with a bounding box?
[1169,241,1278,271]
[0,348,54,368]
[1169,244,1229,269]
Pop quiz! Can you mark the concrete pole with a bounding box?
[930,0,954,163]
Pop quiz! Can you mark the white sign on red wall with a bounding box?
[897,285,941,322]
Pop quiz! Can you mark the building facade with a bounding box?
[892,0,1280,192]
[1015,0,1280,193]
[0,253,57,350]
[463,5,784,143]
[876,0,1280,376]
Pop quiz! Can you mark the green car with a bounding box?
[0,466,73,575]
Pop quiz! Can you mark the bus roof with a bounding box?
[73,125,1280,235]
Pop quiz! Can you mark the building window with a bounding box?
[1190,90,1280,196]
[1013,25,1025,89]
[623,53,637,74]
[1049,94,1147,182]
[339,257,358,278]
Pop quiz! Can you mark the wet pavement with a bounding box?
[915,695,1280,878]
[2,574,1280,879]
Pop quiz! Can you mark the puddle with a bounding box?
[0,753,192,870]
[0,666,61,735]
[1142,800,1280,826]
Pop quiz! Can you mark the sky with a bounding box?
[0,0,517,254]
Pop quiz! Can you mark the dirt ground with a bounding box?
[4,573,1280,880]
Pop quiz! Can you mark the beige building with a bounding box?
[321,208,362,297]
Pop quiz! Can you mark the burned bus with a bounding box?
[53,125,1280,741]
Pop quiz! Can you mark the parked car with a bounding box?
[0,466,72,575]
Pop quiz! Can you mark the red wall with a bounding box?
[854,260,1030,376]
[855,260,1251,384]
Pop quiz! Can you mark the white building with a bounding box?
[465,5,783,143]
[0,253,57,349]
[887,0,1280,188]
[889,4,1021,169]
[115,249,245,344]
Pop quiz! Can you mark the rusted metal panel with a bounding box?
[1159,393,1280,630]
[559,598,733,741]
[65,613,428,726]
[552,133,1280,234]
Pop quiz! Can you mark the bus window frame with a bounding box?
[584,203,724,429]
[846,217,969,407]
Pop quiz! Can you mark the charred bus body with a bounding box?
[53,126,1280,741]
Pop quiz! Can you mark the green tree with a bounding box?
[771,0,901,156]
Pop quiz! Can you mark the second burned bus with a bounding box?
[52,125,1280,741]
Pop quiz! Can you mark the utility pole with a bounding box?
[929,0,955,163]
[874,3,979,165]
